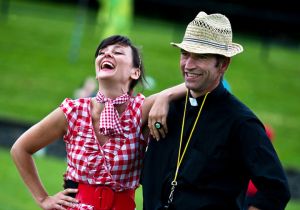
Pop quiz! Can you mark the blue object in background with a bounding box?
[222,79,231,92]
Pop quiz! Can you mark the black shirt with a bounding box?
[141,83,290,210]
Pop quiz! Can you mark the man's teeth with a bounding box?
[186,72,199,77]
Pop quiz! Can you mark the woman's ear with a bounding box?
[131,68,141,80]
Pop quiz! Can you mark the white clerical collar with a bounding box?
[189,97,198,106]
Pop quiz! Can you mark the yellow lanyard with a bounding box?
[165,90,209,208]
[174,90,209,181]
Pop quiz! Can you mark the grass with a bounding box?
[0,148,144,210]
[1,147,300,210]
[1,0,300,209]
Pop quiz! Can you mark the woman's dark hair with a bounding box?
[95,35,146,91]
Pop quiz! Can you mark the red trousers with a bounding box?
[72,183,135,210]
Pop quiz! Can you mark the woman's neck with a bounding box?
[97,83,129,99]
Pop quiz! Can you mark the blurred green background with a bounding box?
[1,0,300,209]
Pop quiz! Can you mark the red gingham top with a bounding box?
[59,93,146,192]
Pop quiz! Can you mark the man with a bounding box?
[142,11,290,210]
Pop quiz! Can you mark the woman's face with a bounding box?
[95,44,140,86]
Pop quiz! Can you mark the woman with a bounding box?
[11,35,184,210]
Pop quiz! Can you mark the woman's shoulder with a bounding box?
[134,93,145,99]
[130,93,145,105]
[60,97,92,114]
[124,93,145,117]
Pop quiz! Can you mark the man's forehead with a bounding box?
[180,49,211,56]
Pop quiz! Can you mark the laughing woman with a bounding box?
[11,35,185,210]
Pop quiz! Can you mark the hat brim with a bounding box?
[170,41,243,57]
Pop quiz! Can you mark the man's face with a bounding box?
[179,50,227,97]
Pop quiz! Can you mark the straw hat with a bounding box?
[171,11,243,57]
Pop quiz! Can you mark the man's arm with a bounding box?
[238,120,291,210]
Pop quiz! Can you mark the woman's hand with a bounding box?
[39,188,78,210]
[148,95,169,141]
[143,83,186,140]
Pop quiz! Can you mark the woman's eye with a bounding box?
[98,51,104,55]
[114,51,123,55]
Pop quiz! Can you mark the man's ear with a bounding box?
[131,68,141,80]
[220,57,231,73]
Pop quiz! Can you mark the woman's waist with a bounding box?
[65,180,136,210]
[64,178,138,192]
[64,165,142,190]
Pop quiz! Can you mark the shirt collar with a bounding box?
[188,82,228,106]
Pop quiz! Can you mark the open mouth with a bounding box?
[185,72,202,78]
[100,61,115,71]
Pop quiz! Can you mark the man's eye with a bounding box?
[98,51,104,55]
[197,54,208,59]
[181,52,188,56]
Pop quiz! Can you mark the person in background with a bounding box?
[222,78,231,92]
[142,11,290,210]
[10,35,185,210]
[74,76,97,98]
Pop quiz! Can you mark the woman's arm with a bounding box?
[10,108,78,209]
[142,83,186,140]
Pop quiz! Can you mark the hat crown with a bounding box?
[171,11,243,57]
[185,11,232,45]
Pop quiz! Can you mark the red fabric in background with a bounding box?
[246,124,275,196]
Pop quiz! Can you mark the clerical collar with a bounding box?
[189,97,198,106]
[188,92,207,107]
[188,82,227,106]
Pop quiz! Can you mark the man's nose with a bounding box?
[185,56,197,69]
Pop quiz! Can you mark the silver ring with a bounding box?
[154,122,162,129]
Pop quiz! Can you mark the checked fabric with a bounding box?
[96,91,130,136]
[59,94,146,191]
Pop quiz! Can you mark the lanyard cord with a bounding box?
[165,90,209,208]
[173,90,209,182]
